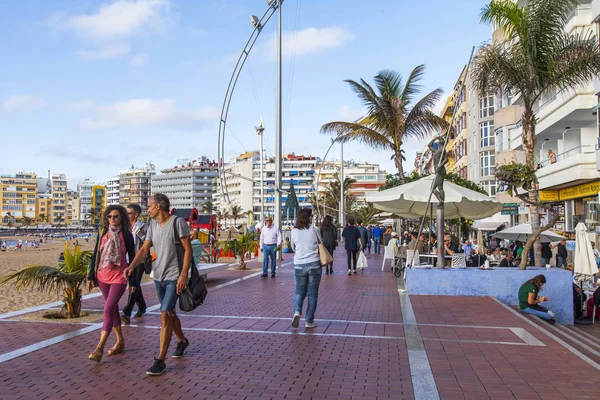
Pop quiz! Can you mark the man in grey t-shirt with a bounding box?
[125,193,192,376]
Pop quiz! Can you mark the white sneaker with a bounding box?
[548,311,555,318]
[305,322,317,328]
[291,312,300,328]
[347,270,352,275]
[352,269,357,274]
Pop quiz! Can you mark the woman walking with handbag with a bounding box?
[87,205,136,362]
[290,208,322,329]
[320,215,337,274]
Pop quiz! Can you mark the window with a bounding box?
[480,181,497,196]
[479,95,495,118]
[480,121,495,147]
[480,151,495,177]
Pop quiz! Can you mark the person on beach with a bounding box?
[518,275,556,324]
[121,204,148,324]
[87,205,135,362]
[124,193,191,376]
[290,208,321,329]
[320,215,337,274]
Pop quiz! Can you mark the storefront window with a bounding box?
[583,196,600,232]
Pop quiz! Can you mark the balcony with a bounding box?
[564,5,592,34]
[535,82,596,136]
[536,145,597,190]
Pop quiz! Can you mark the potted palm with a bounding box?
[217,232,259,270]
[1,244,91,318]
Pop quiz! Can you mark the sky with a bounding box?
[0,0,493,188]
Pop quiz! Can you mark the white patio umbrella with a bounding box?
[491,223,566,243]
[476,229,486,255]
[365,174,502,220]
[574,222,598,282]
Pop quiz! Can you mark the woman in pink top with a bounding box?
[87,205,135,362]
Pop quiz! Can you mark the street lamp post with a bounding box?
[254,118,265,228]
[339,141,344,227]
[274,0,283,260]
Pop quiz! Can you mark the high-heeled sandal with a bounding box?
[88,346,104,362]
[107,342,125,356]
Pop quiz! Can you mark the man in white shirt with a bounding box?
[260,216,282,278]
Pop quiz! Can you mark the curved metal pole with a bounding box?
[217,3,278,206]
[314,137,341,221]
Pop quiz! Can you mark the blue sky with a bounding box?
[0,0,492,188]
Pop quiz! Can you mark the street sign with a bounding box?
[501,203,518,215]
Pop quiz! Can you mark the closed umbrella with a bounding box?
[574,222,598,323]
[492,223,566,243]
[476,229,486,256]
[365,174,502,220]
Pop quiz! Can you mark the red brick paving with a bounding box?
[0,321,85,354]
[2,250,600,399]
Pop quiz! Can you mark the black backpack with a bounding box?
[172,217,208,311]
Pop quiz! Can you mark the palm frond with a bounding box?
[404,88,447,139]
[480,0,524,40]
[320,121,392,150]
[1,265,84,293]
[398,64,425,106]
[373,69,403,98]
[344,79,385,119]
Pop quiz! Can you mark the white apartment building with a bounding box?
[213,151,257,217]
[106,176,120,206]
[315,161,387,207]
[77,179,93,224]
[495,0,600,233]
[152,156,218,209]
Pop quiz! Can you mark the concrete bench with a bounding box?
[196,263,230,280]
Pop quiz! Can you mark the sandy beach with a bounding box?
[0,236,97,314]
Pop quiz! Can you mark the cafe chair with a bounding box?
[451,254,467,269]
[381,246,396,271]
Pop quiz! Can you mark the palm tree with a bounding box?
[216,232,259,270]
[321,66,448,183]
[21,216,33,227]
[322,174,358,222]
[473,0,600,268]
[230,205,244,227]
[354,203,378,225]
[1,244,91,318]
[37,213,47,225]
[201,200,214,214]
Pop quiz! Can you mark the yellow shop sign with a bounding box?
[539,190,559,202]
[559,181,600,201]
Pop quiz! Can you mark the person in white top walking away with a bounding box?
[259,216,282,278]
[290,208,322,329]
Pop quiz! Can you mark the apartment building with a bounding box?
[213,151,257,216]
[50,173,68,224]
[119,163,155,214]
[36,193,51,224]
[451,68,469,180]
[152,156,218,209]
[495,1,600,232]
[315,161,387,208]
[91,186,106,226]
[106,176,120,206]
[0,172,38,225]
[77,179,93,224]
[66,191,80,225]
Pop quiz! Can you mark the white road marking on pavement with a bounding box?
[0,323,102,363]
[491,297,600,372]
[509,327,545,346]
[397,276,440,400]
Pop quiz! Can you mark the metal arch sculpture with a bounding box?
[217,1,280,207]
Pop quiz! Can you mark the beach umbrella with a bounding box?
[574,222,598,282]
[477,229,486,255]
[492,223,566,243]
[365,174,502,220]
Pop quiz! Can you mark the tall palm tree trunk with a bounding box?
[519,110,541,269]
[394,150,405,183]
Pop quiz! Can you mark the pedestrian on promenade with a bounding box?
[320,215,337,274]
[342,218,362,275]
[290,208,321,329]
[125,193,191,376]
[87,205,135,362]
[518,275,555,324]
[356,219,369,255]
[372,225,383,254]
[554,239,568,269]
[259,216,282,278]
[366,225,372,253]
[121,204,148,324]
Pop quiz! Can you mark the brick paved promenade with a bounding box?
[1,249,600,399]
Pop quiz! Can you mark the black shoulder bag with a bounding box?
[173,217,208,311]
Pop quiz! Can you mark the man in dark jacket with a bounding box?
[356,219,369,255]
[555,239,568,268]
[541,242,552,265]
[122,204,149,324]
[342,218,363,275]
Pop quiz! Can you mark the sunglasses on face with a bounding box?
[107,214,120,220]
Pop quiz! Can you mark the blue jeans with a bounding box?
[262,245,277,275]
[374,238,381,254]
[294,261,322,323]
[521,307,553,320]
[154,280,178,314]
[556,256,567,269]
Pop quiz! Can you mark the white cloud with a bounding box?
[77,98,218,130]
[59,0,171,41]
[2,95,47,112]
[77,44,131,60]
[267,26,353,59]
[129,53,147,65]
